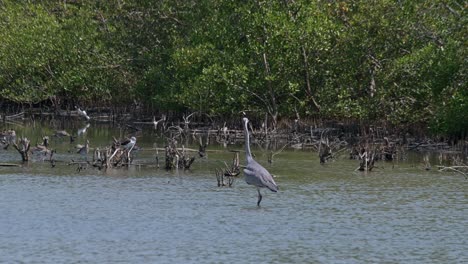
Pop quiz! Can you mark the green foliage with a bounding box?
[0,1,128,104]
[0,2,60,102]
[0,0,465,136]
[431,88,468,136]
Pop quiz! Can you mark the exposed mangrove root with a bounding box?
[316,129,348,164]
[356,148,376,171]
[4,112,24,120]
[349,131,403,171]
[215,122,231,145]
[382,137,397,161]
[109,147,134,167]
[351,136,377,171]
[423,153,431,170]
[92,147,108,170]
[215,152,240,187]
[215,168,235,187]
[13,137,31,162]
[0,129,16,150]
[164,139,195,170]
[154,145,160,169]
[224,152,241,177]
[319,139,332,164]
[198,135,208,158]
[71,137,139,171]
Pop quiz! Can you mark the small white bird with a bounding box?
[153,115,166,130]
[76,106,91,121]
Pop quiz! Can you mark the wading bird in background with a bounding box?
[121,136,137,150]
[153,115,166,130]
[53,130,74,142]
[76,106,91,121]
[242,117,278,206]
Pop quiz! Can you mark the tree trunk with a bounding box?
[301,46,321,111]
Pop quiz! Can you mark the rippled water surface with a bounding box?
[0,121,466,263]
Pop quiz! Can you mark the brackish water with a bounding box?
[0,121,467,263]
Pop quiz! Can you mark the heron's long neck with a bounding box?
[244,121,252,161]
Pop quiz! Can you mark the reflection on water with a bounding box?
[0,120,467,263]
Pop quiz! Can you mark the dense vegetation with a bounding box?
[0,0,466,136]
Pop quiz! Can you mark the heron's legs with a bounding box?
[256,188,262,207]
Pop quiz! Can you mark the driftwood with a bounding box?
[437,166,468,179]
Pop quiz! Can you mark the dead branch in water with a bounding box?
[214,152,240,187]
[437,165,468,179]
[13,137,31,162]
[164,138,196,170]
[268,142,289,164]
[215,168,235,187]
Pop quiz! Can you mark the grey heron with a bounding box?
[53,130,75,142]
[121,136,137,150]
[54,130,70,137]
[242,117,278,206]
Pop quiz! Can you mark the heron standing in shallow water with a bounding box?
[242,117,278,206]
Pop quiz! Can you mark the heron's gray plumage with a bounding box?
[242,117,278,206]
[121,136,137,150]
[244,159,278,192]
